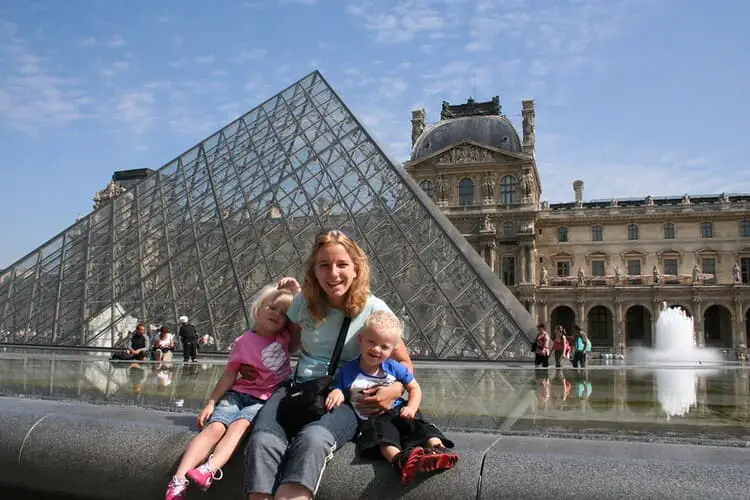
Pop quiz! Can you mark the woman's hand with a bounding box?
[358,383,403,417]
[277,277,301,294]
[197,401,215,428]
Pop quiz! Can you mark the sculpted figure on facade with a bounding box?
[519,169,533,198]
[482,172,495,200]
[411,109,425,145]
[437,145,493,165]
[692,264,701,284]
[614,265,622,284]
[540,266,549,286]
[436,175,449,203]
[652,265,661,284]
[645,195,654,206]
[720,192,730,203]
[681,194,691,205]
[480,214,495,233]
[733,262,742,283]
[577,266,585,286]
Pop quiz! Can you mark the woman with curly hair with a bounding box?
[244,229,414,500]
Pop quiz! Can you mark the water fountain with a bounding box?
[631,303,723,418]
[631,302,723,365]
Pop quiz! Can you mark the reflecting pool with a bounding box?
[0,349,748,446]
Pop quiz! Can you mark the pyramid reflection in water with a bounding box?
[0,71,534,359]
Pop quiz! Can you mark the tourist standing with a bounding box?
[552,326,569,368]
[243,229,414,500]
[534,323,551,368]
[572,325,589,368]
[178,316,199,362]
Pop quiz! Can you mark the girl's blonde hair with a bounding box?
[249,285,294,328]
[302,229,370,321]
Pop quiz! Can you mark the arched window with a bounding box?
[419,179,434,198]
[627,223,639,241]
[499,175,517,204]
[458,178,474,206]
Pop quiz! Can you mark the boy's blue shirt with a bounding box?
[332,357,414,419]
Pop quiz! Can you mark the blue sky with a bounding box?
[1,0,749,268]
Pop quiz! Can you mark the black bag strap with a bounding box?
[326,316,351,377]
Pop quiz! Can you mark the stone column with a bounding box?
[693,298,704,346]
[734,296,744,347]
[577,296,586,333]
[540,300,548,327]
[519,246,527,283]
[488,242,497,273]
[651,299,661,347]
[614,297,624,350]
[528,244,536,285]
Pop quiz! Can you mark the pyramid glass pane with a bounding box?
[0,71,534,359]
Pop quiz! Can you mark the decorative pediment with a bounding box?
[550,252,574,261]
[436,143,495,165]
[695,247,721,263]
[585,251,609,264]
[657,249,683,263]
[621,250,646,260]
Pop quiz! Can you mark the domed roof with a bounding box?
[411,114,522,160]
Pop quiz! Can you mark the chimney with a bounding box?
[411,108,425,146]
[521,99,535,155]
[573,180,584,203]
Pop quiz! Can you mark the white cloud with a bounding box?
[279,0,317,4]
[0,27,90,132]
[378,76,408,98]
[107,34,126,48]
[232,48,268,63]
[76,36,97,47]
[347,0,446,44]
[195,55,216,65]
[100,60,130,78]
[115,91,155,135]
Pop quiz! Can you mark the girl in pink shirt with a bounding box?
[166,285,299,500]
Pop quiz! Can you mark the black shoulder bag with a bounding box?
[277,316,351,435]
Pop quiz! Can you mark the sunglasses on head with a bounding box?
[315,227,354,241]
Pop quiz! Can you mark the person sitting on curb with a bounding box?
[326,310,459,485]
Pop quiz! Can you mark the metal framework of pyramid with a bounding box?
[0,71,534,360]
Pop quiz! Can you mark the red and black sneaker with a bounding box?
[392,446,425,485]
[418,447,459,473]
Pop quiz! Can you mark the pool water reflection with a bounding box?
[0,350,748,446]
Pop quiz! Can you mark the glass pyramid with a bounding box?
[0,71,534,360]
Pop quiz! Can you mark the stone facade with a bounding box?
[405,98,750,352]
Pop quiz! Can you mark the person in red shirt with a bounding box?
[552,325,570,368]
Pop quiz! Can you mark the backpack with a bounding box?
[585,338,592,352]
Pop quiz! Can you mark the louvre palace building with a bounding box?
[404,97,750,353]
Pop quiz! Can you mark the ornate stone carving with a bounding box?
[576,266,585,286]
[720,192,730,203]
[440,96,501,120]
[436,175,449,203]
[436,144,494,165]
[481,172,495,200]
[614,265,622,284]
[610,198,619,207]
[733,262,742,283]
[692,264,701,284]
[411,109,425,146]
[519,168,533,198]
[479,214,495,233]
[652,265,661,284]
[681,194,691,205]
[645,195,654,206]
[520,221,535,234]
[93,180,126,209]
[540,266,549,286]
